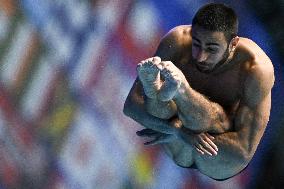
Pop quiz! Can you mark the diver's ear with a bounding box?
[229,36,239,52]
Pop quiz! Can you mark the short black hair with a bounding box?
[192,3,238,42]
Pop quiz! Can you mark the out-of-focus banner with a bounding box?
[0,0,283,188]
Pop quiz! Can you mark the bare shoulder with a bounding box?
[155,25,192,61]
[165,25,192,43]
[239,38,275,105]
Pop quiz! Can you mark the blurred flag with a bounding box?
[0,0,273,188]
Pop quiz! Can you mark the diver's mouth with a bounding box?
[196,62,211,69]
[194,62,213,73]
[197,63,209,67]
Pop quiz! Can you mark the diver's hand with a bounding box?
[178,128,218,156]
[136,128,178,145]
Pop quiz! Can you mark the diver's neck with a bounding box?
[212,50,235,75]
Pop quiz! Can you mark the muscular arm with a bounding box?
[173,82,231,133]
[181,63,274,179]
[230,64,274,156]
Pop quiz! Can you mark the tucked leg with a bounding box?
[145,98,177,119]
[162,139,195,168]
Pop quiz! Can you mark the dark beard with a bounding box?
[193,48,230,74]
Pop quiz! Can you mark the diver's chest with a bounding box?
[181,66,242,105]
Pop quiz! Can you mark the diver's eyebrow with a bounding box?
[206,42,220,46]
[192,36,201,43]
[192,36,220,47]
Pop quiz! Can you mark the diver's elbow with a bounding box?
[123,100,133,117]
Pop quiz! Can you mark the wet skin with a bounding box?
[124,25,274,180]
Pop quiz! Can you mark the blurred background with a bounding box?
[0,0,283,188]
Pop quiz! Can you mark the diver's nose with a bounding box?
[196,50,208,62]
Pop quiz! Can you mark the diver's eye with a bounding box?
[193,43,201,48]
[207,48,218,53]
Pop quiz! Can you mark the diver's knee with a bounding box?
[146,99,177,119]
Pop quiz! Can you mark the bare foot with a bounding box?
[137,57,163,98]
[157,61,185,101]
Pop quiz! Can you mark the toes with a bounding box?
[158,61,172,69]
[136,63,143,69]
[163,61,172,66]
[157,61,176,74]
[160,68,175,82]
[137,57,164,75]
[137,62,152,71]
[152,56,161,64]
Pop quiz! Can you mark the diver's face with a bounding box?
[191,25,230,73]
